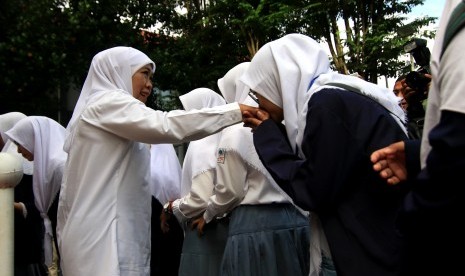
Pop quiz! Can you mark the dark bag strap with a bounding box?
[441,0,465,58]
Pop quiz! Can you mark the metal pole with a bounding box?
[0,186,14,276]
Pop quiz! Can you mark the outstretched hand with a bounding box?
[370,141,407,185]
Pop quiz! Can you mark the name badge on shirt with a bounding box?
[217,148,226,164]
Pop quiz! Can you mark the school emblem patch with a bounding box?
[217,148,226,164]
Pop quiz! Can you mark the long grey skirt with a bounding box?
[178,218,229,276]
[220,204,310,276]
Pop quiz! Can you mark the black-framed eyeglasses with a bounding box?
[248,90,259,104]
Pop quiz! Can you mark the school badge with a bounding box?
[217,148,226,164]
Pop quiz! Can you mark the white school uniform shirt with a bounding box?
[171,88,226,224]
[203,61,306,223]
[203,118,299,223]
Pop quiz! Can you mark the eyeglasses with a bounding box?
[248,90,259,104]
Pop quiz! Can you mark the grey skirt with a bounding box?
[178,218,229,276]
[220,204,310,276]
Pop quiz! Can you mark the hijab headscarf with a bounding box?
[218,62,251,103]
[0,112,33,175]
[65,46,155,152]
[5,116,68,267]
[178,88,225,197]
[240,33,407,157]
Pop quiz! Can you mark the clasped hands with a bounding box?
[239,104,269,132]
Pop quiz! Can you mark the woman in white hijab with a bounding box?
[57,46,257,276]
[4,115,67,275]
[0,112,46,276]
[241,34,409,276]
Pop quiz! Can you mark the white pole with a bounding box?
[0,152,24,276]
[0,187,14,276]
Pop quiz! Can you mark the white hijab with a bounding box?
[65,46,155,152]
[218,62,251,103]
[240,33,407,158]
[0,112,33,175]
[5,116,68,267]
[178,88,225,197]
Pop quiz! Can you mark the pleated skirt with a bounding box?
[178,218,229,276]
[220,203,310,276]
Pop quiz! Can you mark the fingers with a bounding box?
[197,226,204,237]
[160,221,170,233]
[372,159,386,172]
[387,176,400,186]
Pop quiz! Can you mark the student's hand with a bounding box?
[370,141,407,185]
[242,110,270,132]
[190,217,206,236]
[160,210,170,234]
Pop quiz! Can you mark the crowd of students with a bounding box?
[1,2,464,275]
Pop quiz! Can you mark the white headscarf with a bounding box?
[178,88,225,197]
[0,112,33,175]
[4,116,68,267]
[149,144,182,205]
[218,62,251,103]
[240,33,406,157]
[65,46,155,152]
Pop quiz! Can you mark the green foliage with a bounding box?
[0,0,438,122]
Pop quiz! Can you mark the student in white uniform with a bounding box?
[194,62,311,276]
[164,88,229,276]
[57,46,257,276]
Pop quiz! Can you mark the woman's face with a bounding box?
[15,142,33,161]
[253,91,284,123]
[132,64,154,104]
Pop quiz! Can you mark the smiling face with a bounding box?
[132,64,154,104]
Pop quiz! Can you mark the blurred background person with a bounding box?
[5,115,67,276]
[149,143,183,276]
[371,1,465,275]
[0,112,47,276]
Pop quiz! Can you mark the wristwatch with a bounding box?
[163,201,173,215]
